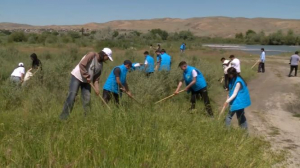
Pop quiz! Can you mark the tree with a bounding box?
[178,30,195,40]
[8,31,27,42]
[235,33,244,39]
[112,30,119,38]
[150,29,169,40]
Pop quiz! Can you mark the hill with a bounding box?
[1,17,300,37]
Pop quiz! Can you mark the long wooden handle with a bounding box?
[251,60,260,69]
[121,90,142,105]
[90,83,111,111]
[155,90,185,104]
[218,102,228,119]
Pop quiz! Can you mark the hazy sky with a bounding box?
[0,0,299,25]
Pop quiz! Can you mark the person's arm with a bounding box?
[225,83,241,103]
[79,52,95,83]
[175,79,184,94]
[185,77,196,91]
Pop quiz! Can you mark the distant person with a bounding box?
[30,53,42,71]
[229,55,241,74]
[180,42,186,53]
[60,48,113,120]
[10,62,25,85]
[156,44,161,51]
[103,60,133,104]
[221,57,231,90]
[258,48,266,73]
[131,63,143,71]
[288,51,300,77]
[141,51,155,76]
[174,61,213,116]
[157,49,172,71]
[155,49,161,71]
[224,67,251,129]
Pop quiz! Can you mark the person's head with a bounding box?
[18,62,24,67]
[100,48,113,62]
[227,67,238,79]
[178,61,188,71]
[124,60,132,69]
[161,49,166,54]
[261,48,264,52]
[157,44,160,47]
[155,50,161,55]
[221,57,225,63]
[295,51,299,55]
[229,55,235,60]
[30,53,38,61]
[144,51,149,56]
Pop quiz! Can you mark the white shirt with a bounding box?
[144,60,148,65]
[192,70,198,77]
[11,67,25,77]
[226,83,241,103]
[231,58,241,73]
[223,60,231,74]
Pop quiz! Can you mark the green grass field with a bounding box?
[0,44,285,167]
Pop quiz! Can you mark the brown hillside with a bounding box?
[1,17,300,37]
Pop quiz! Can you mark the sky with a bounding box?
[0,0,299,25]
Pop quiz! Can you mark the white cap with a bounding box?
[18,62,24,67]
[102,48,113,61]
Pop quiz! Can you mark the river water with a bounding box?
[203,44,300,55]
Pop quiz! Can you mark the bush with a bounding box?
[8,31,27,42]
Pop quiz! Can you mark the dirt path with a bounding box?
[245,57,300,167]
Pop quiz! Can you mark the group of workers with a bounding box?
[11,44,299,129]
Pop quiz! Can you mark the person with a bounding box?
[30,53,42,71]
[180,42,186,53]
[224,67,251,129]
[174,61,213,116]
[131,63,143,71]
[229,55,241,74]
[155,49,161,71]
[258,48,266,73]
[10,62,25,85]
[59,48,113,120]
[289,51,300,77]
[103,60,133,104]
[156,44,161,51]
[157,49,171,72]
[221,57,231,90]
[140,51,155,76]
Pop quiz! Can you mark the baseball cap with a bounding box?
[102,48,113,61]
[18,62,24,67]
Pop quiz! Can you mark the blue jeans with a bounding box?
[60,75,91,120]
[225,109,248,129]
[10,76,21,85]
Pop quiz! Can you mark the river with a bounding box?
[203,44,300,55]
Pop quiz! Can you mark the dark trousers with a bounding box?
[225,109,248,129]
[258,62,265,73]
[103,89,120,104]
[224,74,229,89]
[289,65,298,76]
[60,75,91,120]
[190,87,213,116]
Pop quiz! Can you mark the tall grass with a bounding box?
[0,45,284,167]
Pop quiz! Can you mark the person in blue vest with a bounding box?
[131,63,144,71]
[174,61,213,116]
[140,51,155,76]
[155,49,161,71]
[180,43,186,53]
[157,49,172,72]
[103,60,133,104]
[224,67,251,129]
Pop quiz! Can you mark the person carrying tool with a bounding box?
[140,51,155,76]
[103,60,133,104]
[221,57,231,90]
[59,48,113,120]
[224,67,251,129]
[288,51,300,77]
[174,61,213,116]
[157,49,171,72]
[258,48,266,73]
[229,55,241,74]
[10,62,25,85]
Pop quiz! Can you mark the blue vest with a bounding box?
[184,66,207,92]
[159,53,171,71]
[103,65,128,94]
[145,55,154,73]
[229,76,251,111]
[180,44,185,50]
